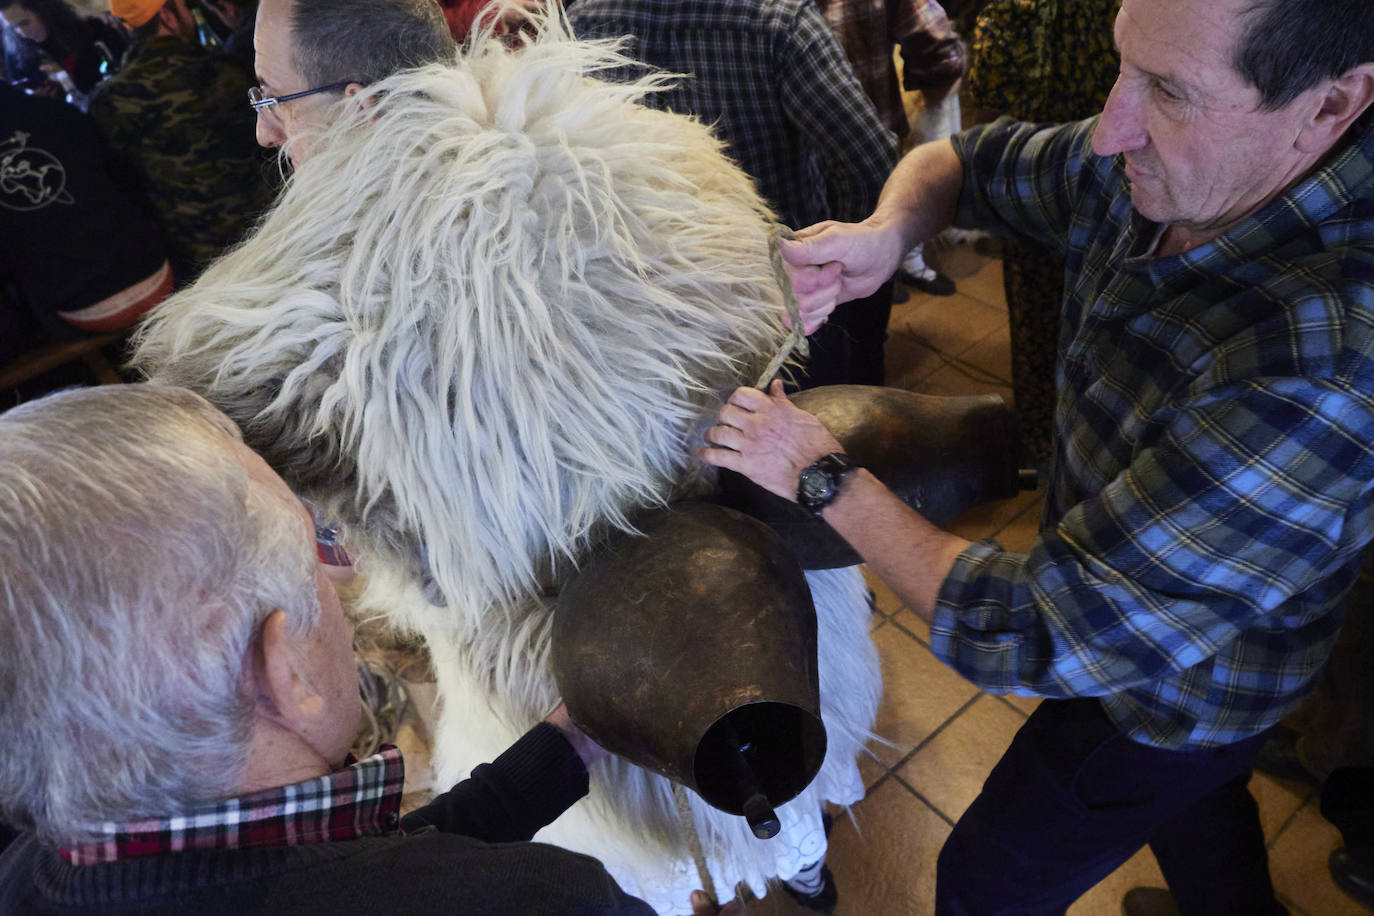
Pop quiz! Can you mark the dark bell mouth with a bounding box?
[692,701,827,835]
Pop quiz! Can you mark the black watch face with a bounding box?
[799,466,834,504]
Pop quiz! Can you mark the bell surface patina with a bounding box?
[551,502,826,839]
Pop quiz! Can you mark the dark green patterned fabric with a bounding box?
[89,36,275,280]
[965,0,1120,461]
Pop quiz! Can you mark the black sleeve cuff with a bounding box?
[400,722,590,843]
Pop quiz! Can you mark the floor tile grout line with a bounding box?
[887,610,931,650]
[891,773,959,829]
[891,286,1007,320]
[889,315,1005,366]
[988,490,1047,541]
[1276,890,1310,916]
[888,325,1014,388]
[887,692,985,777]
[893,341,1012,393]
[863,767,893,797]
[1265,784,1320,851]
[990,692,1032,719]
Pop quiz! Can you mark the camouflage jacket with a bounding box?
[89,35,275,278]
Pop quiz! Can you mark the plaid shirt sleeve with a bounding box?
[777,4,897,224]
[932,119,1374,722]
[950,116,1103,257]
[934,369,1374,690]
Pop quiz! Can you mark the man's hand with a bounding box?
[696,381,844,500]
[690,890,745,915]
[781,218,906,334]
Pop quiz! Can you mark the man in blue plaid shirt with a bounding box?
[699,0,1374,912]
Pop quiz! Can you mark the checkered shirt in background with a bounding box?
[816,0,965,138]
[62,747,404,865]
[567,0,897,228]
[933,115,1374,750]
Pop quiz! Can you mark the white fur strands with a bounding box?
[134,20,787,628]
[133,15,883,913]
[360,559,879,912]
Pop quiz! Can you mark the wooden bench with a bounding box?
[0,331,128,391]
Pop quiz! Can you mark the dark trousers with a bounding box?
[935,698,1286,916]
[788,280,894,390]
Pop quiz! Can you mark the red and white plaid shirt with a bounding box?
[61,746,404,866]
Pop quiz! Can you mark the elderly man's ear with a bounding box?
[253,609,329,727]
[343,83,377,110]
[1296,64,1374,154]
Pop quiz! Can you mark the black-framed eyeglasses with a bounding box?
[248,80,356,114]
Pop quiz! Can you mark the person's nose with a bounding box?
[256,109,284,149]
[1091,75,1149,157]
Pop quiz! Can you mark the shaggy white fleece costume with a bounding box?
[134,20,880,914]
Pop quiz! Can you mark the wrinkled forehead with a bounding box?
[1116,0,1257,94]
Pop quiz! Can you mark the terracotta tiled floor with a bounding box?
[742,243,1361,916]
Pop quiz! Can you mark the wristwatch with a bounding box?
[796,453,858,518]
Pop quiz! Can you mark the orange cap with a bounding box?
[110,0,171,28]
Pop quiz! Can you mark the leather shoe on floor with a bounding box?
[897,267,956,296]
[1332,847,1374,908]
[781,865,837,915]
[1121,887,1181,916]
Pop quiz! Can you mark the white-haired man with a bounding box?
[0,384,651,915]
[701,0,1374,912]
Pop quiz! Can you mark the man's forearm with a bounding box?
[870,138,964,255]
[820,469,971,625]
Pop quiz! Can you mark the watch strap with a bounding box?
[797,452,858,518]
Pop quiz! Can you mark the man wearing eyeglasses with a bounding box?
[89,0,273,282]
[247,0,452,165]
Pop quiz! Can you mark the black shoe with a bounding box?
[781,865,837,914]
[1331,847,1374,908]
[897,267,956,296]
[1121,887,1181,916]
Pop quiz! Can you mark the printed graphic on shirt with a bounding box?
[0,130,75,211]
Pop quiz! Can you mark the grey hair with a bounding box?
[290,0,453,90]
[0,384,321,845]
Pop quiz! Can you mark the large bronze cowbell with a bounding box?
[719,385,1033,568]
[551,501,825,839]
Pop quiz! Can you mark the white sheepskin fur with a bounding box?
[134,15,880,913]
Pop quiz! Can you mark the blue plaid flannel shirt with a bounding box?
[567,0,897,229]
[935,115,1374,750]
